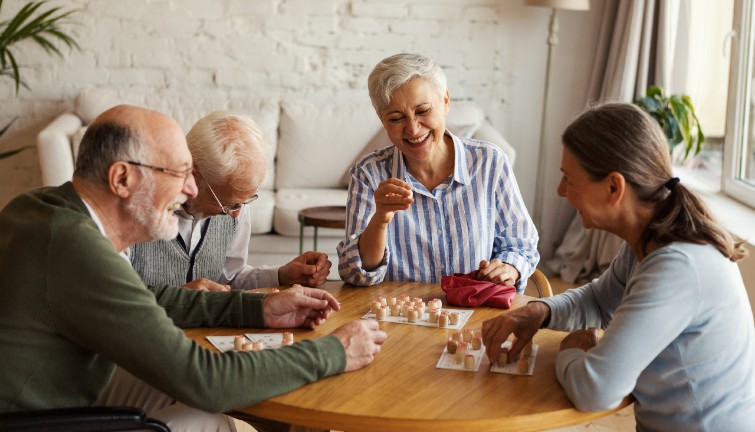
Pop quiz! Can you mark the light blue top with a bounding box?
[337,132,539,291]
[540,242,755,432]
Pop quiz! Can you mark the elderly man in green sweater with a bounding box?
[0,105,387,431]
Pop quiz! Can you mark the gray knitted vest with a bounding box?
[130,215,238,287]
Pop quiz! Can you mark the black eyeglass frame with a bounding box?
[125,161,193,184]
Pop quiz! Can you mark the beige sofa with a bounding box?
[37,88,516,266]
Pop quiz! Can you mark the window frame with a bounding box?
[723,0,755,207]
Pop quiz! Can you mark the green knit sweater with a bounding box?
[0,183,345,413]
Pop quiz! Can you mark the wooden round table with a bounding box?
[297,206,346,254]
[186,281,633,432]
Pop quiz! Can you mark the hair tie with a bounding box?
[664,177,680,191]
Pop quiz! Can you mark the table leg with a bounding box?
[299,220,304,255]
[313,226,318,252]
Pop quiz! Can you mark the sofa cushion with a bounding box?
[248,192,275,234]
[276,100,383,190]
[273,188,349,237]
[74,88,280,190]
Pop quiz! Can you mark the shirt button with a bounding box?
[437,229,442,235]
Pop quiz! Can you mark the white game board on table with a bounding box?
[435,340,539,375]
[489,340,538,376]
[362,308,473,330]
[435,344,486,371]
[206,333,285,353]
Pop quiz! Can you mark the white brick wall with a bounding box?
[0,0,600,261]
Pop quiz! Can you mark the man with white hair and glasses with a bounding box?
[129,110,332,292]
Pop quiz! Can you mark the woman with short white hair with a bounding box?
[337,53,539,290]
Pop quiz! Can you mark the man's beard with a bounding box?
[126,181,181,241]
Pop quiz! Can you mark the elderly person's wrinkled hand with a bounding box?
[279,251,332,287]
[481,301,550,364]
[182,278,231,292]
[331,319,388,372]
[476,259,520,287]
[373,178,414,224]
[560,327,599,352]
[262,285,340,329]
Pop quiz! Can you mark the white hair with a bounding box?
[367,53,447,113]
[186,110,268,192]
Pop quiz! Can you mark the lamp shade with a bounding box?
[524,0,589,10]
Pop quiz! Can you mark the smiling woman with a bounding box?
[337,52,540,292]
[483,102,755,431]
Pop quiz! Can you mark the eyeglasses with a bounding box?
[196,170,258,215]
[125,161,193,184]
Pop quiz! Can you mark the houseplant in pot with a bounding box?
[634,85,705,162]
[0,0,79,159]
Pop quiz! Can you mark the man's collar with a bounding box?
[176,205,195,220]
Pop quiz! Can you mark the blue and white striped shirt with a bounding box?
[337,132,539,292]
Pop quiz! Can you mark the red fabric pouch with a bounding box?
[441,270,516,309]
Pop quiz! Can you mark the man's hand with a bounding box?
[262,285,340,329]
[477,260,519,287]
[182,278,230,292]
[372,178,414,225]
[279,252,332,287]
[560,328,599,352]
[481,302,550,364]
[330,320,388,372]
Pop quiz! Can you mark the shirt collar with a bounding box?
[80,198,131,264]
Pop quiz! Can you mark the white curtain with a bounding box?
[545,0,690,282]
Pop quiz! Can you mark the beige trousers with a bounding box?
[96,367,256,432]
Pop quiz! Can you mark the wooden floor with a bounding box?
[540,276,636,432]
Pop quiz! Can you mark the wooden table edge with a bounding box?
[242,395,634,432]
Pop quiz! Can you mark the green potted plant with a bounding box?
[0,0,79,159]
[634,85,705,161]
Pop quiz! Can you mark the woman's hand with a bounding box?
[481,302,550,364]
[372,178,414,225]
[358,178,414,270]
[477,260,520,286]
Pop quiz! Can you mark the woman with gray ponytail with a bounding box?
[482,103,754,431]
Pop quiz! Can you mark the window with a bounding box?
[679,1,732,185]
[723,0,755,207]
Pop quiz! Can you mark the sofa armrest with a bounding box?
[36,113,82,186]
[473,121,516,166]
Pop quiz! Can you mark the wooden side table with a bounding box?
[297,206,346,254]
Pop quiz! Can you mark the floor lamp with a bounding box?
[525,0,589,229]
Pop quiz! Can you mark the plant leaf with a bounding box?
[647,86,663,98]
[0,2,42,45]
[0,117,17,137]
[6,48,22,93]
[0,145,32,159]
[669,97,692,153]
[635,96,663,114]
[0,1,80,94]
[680,95,705,158]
